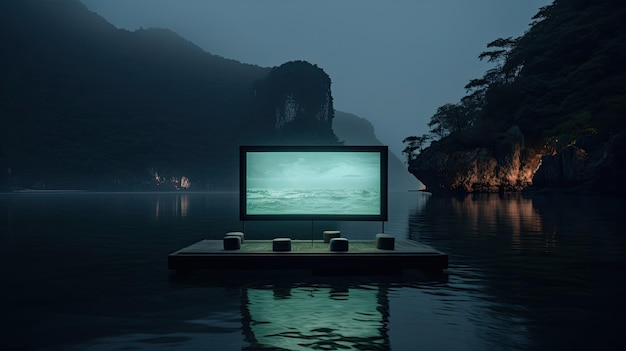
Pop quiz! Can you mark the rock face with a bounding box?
[251,61,337,145]
[409,126,626,196]
[408,126,542,194]
[529,131,626,195]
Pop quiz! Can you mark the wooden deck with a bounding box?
[168,239,448,274]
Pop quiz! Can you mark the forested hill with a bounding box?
[407,0,626,195]
[0,0,337,190]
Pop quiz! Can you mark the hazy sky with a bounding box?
[79,0,551,158]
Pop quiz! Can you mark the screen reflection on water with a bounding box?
[243,285,389,350]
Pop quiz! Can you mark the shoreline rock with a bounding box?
[408,126,541,195]
[409,127,626,197]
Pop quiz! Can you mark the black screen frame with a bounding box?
[240,145,388,221]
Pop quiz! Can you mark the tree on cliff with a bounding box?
[404,0,626,194]
[411,0,626,148]
[403,98,478,164]
[401,135,430,164]
[427,102,476,139]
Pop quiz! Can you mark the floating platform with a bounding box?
[168,239,448,274]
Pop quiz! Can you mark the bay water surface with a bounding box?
[1,191,624,350]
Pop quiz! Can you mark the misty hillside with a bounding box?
[0,0,340,190]
[333,111,423,191]
[0,0,269,190]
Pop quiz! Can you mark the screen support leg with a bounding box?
[381,221,385,234]
[311,220,314,245]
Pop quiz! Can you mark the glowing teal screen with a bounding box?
[245,151,382,216]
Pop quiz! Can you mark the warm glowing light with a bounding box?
[180,176,191,189]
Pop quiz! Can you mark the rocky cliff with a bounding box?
[529,131,626,195]
[406,0,626,196]
[408,126,542,194]
[409,128,626,196]
[249,61,338,145]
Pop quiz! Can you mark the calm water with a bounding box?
[1,191,624,350]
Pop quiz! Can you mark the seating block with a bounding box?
[376,233,395,250]
[323,230,341,243]
[272,238,292,252]
[329,238,349,252]
[225,231,244,244]
[223,235,241,250]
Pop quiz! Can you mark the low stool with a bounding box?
[223,235,241,250]
[225,231,244,244]
[272,238,292,252]
[329,237,349,252]
[323,230,341,243]
[375,233,395,250]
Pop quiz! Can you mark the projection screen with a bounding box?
[240,145,388,221]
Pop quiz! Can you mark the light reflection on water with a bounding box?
[1,191,625,350]
[243,285,389,350]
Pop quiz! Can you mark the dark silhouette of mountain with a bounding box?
[333,111,380,145]
[0,0,339,190]
[248,61,339,145]
[333,111,423,191]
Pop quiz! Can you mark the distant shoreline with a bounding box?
[11,189,86,193]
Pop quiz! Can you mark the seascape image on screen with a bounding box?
[246,151,381,217]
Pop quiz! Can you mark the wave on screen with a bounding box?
[247,188,380,215]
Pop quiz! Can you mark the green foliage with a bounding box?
[425,99,479,141]
[402,135,431,163]
[408,0,626,152]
